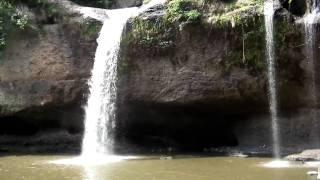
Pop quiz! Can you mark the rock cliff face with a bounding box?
[71,0,142,9]
[0,1,318,155]
[115,6,320,154]
[0,9,100,152]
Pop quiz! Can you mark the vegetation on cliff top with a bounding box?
[123,0,268,75]
[166,0,202,24]
[164,0,263,26]
[0,1,28,51]
[206,0,263,26]
[125,0,264,52]
[0,0,64,51]
[0,0,101,54]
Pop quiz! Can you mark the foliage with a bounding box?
[80,20,102,40]
[164,0,263,26]
[0,0,68,51]
[221,20,266,74]
[165,0,201,24]
[207,0,263,27]
[0,1,29,51]
[124,17,175,50]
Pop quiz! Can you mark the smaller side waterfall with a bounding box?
[304,2,320,147]
[264,0,281,158]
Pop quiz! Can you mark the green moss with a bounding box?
[123,17,176,50]
[221,19,266,74]
[275,21,300,49]
[165,0,202,24]
[0,1,30,51]
[12,0,67,18]
[0,0,70,52]
[162,0,264,27]
[80,20,102,40]
[207,0,263,27]
[220,18,303,75]
[273,20,304,79]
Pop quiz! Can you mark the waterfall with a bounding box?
[81,7,139,156]
[81,0,166,157]
[264,0,281,158]
[304,2,320,147]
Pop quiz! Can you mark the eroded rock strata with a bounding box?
[0,0,319,155]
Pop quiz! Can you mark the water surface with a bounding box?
[0,155,317,180]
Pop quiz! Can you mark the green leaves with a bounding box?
[165,0,201,23]
[0,0,50,51]
[123,17,175,50]
[0,1,16,50]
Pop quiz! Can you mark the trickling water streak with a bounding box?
[264,0,281,158]
[304,6,320,147]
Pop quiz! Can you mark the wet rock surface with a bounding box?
[286,149,320,161]
[0,131,81,154]
[0,6,100,152]
[115,6,320,154]
[0,2,319,154]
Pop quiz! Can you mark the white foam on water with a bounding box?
[262,160,291,168]
[262,160,320,168]
[49,155,138,166]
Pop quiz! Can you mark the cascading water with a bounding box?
[304,1,320,147]
[264,0,281,158]
[81,7,139,157]
[81,0,165,158]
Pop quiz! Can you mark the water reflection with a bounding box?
[50,155,138,180]
[0,155,316,180]
[83,166,99,180]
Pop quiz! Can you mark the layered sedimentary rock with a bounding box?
[115,5,320,154]
[0,1,319,154]
[0,5,100,152]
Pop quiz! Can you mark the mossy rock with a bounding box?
[122,17,177,54]
[70,0,112,8]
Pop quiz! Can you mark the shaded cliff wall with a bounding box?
[0,0,319,155]
[0,4,101,152]
[115,4,320,154]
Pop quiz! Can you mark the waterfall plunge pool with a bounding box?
[0,155,319,180]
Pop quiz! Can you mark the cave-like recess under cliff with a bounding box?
[0,0,319,155]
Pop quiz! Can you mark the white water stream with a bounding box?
[81,0,165,158]
[264,0,281,158]
[304,1,320,147]
[81,7,139,157]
